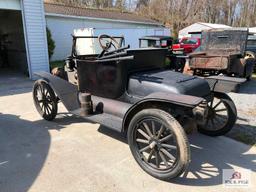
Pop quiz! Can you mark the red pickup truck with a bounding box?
[172,37,201,54]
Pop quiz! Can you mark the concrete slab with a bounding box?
[0,76,255,192]
[0,70,33,96]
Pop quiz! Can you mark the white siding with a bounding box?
[0,0,21,10]
[22,0,49,78]
[249,27,256,34]
[46,15,170,61]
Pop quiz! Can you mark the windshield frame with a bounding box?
[71,35,125,57]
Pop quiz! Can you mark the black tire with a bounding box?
[244,58,256,80]
[127,109,190,180]
[244,51,256,73]
[198,92,237,136]
[246,75,252,81]
[33,80,58,121]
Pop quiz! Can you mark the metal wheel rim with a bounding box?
[34,83,55,116]
[205,97,229,131]
[134,117,179,171]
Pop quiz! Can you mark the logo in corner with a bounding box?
[223,169,251,188]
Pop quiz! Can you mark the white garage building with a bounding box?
[0,0,49,79]
[44,2,168,61]
[0,1,166,79]
[249,27,256,34]
[179,22,231,38]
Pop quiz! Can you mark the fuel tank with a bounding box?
[128,70,211,98]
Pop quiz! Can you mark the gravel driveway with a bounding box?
[227,79,256,145]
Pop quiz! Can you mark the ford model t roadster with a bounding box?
[139,35,186,72]
[33,34,239,180]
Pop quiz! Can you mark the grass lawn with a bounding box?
[50,60,65,69]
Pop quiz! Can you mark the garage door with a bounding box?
[0,0,21,10]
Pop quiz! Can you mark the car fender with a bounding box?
[205,76,246,93]
[34,71,80,111]
[122,92,204,132]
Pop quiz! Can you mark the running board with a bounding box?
[71,109,123,132]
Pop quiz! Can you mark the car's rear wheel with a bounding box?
[33,80,58,121]
[127,109,190,180]
[198,92,237,136]
[245,51,256,74]
[243,57,256,80]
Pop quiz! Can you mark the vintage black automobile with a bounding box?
[246,34,256,59]
[139,35,173,48]
[33,34,240,180]
[139,35,186,72]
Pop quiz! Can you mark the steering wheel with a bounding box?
[98,34,120,58]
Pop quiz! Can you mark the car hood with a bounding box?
[128,70,211,98]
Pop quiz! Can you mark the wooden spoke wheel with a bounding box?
[33,80,58,121]
[198,92,237,136]
[128,109,190,180]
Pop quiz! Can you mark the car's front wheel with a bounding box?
[127,109,190,180]
[33,80,58,121]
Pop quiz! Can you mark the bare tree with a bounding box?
[135,0,150,9]
[45,0,256,35]
[115,0,126,10]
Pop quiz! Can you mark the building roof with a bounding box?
[179,22,231,38]
[44,2,160,25]
[197,22,231,29]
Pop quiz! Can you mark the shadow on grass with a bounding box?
[227,123,256,146]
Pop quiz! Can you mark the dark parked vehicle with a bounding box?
[246,35,256,58]
[33,34,242,180]
[246,35,256,59]
[246,35,256,72]
[139,35,185,71]
[185,28,255,80]
[139,35,173,49]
